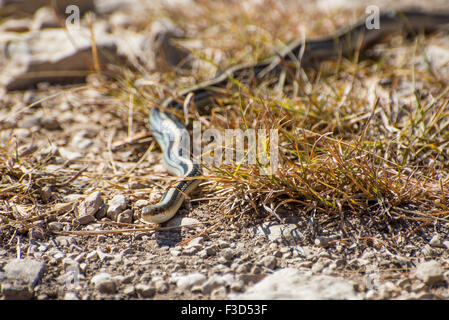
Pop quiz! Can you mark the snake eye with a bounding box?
[142,206,161,216]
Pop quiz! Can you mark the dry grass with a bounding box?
[1,0,449,243]
[139,2,449,223]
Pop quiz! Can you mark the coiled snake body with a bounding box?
[141,10,449,224]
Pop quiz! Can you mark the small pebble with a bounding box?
[48,222,63,232]
[41,116,61,130]
[86,251,98,261]
[121,274,135,284]
[443,241,449,249]
[77,191,103,223]
[251,265,262,275]
[1,282,33,300]
[107,194,128,220]
[64,292,80,300]
[188,237,204,247]
[200,275,225,294]
[217,240,229,248]
[120,248,134,256]
[421,245,435,257]
[204,245,218,256]
[170,249,181,257]
[429,234,441,247]
[230,280,244,292]
[117,209,133,223]
[211,286,227,299]
[365,289,378,300]
[184,247,199,255]
[260,256,277,269]
[123,285,135,296]
[176,273,206,290]
[135,284,155,297]
[396,278,411,289]
[220,248,235,262]
[134,199,149,208]
[154,280,168,293]
[79,263,87,273]
[415,260,444,286]
[91,273,116,294]
[235,262,252,274]
[40,186,53,203]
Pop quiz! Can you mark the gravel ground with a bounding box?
[1,205,449,300]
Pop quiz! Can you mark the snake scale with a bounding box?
[141,9,449,224]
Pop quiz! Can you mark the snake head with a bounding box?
[141,205,158,217]
[141,205,173,224]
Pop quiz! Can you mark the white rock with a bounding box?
[117,209,133,223]
[58,148,83,161]
[232,268,360,300]
[135,284,155,297]
[187,237,204,248]
[205,243,217,253]
[443,240,449,249]
[170,249,181,257]
[4,258,45,287]
[1,25,119,91]
[0,18,30,32]
[260,256,277,269]
[40,115,60,130]
[166,216,200,227]
[200,275,225,294]
[76,191,103,224]
[217,240,229,248]
[86,251,98,261]
[415,260,444,285]
[211,286,227,299]
[53,252,65,261]
[31,7,59,30]
[91,272,116,294]
[64,292,80,300]
[250,222,304,244]
[96,250,114,262]
[48,221,63,232]
[79,263,87,273]
[314,236,338,248]
[62,257,78,269]
[134,199,149,208]
[1,282,33,300]
[18,143,37,156]
[1,0,94,15]
[123,285,135,296]
[220,248,235,262]
[107,194,128,220]
[429,234,441,247]
[154,280,168,293]
[91,272,111,284]
[74,253,86,263]
[53,237,73,247]
[221,273,236,285]
[175,273,206,290]
[183,247,198,255]
[426,44,449,71]
[120,248,134,256]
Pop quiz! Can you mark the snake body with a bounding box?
[141,10,449,224]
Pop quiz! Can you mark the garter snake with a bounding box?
[141,9,449,224]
